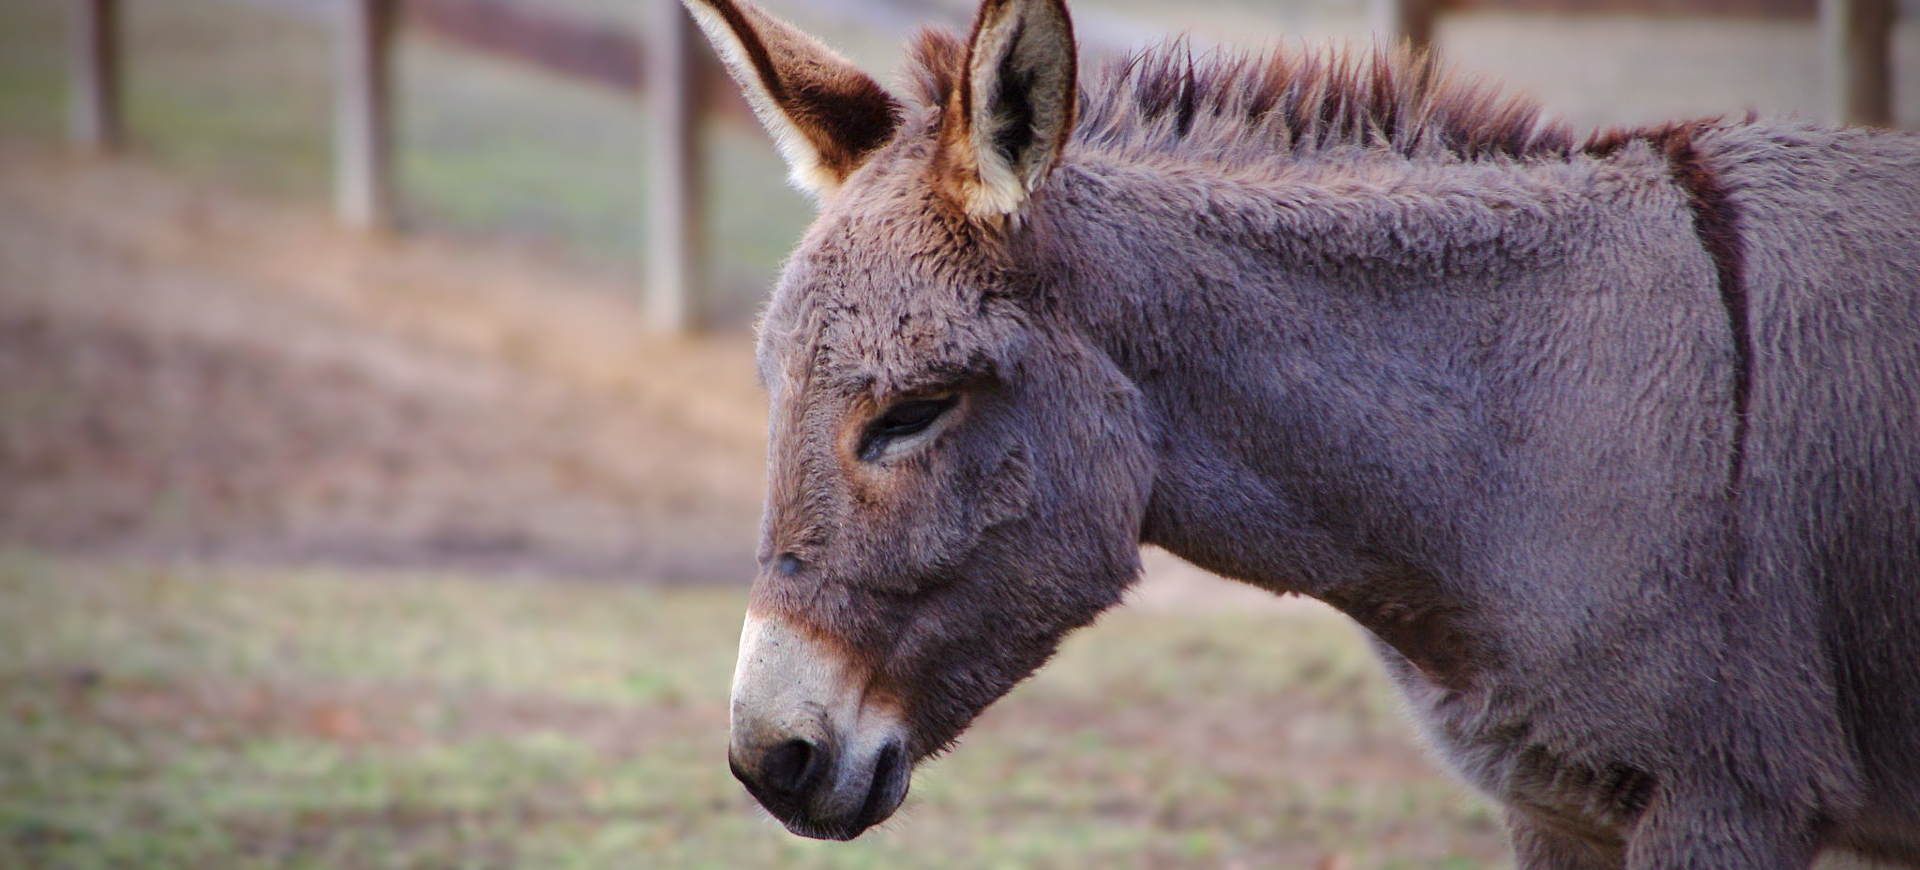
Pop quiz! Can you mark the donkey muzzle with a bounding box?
[729,613,910,840]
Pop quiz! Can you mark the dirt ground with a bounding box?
[0,140,769,582]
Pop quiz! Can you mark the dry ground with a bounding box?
[1,140,768,582]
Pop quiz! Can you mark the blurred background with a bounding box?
[0,0,1913,868]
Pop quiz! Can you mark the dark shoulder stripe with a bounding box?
[1595,122,1753,586]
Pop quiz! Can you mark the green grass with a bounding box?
[0,551,1511,869]
[0,1,65,137]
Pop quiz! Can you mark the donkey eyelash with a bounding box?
[857,395,960,462]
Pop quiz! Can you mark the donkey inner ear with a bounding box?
[680,0,901,200]
[942,0,1078,221]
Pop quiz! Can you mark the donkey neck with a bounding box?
[1036,143,1719,679]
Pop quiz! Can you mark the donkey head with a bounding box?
[685,0,1151,840]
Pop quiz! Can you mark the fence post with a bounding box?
[646,0,704,334]
[1372,0,1435,52]
[336,0,398,232]
[1823,0,1895,126]
[69,0,122,152]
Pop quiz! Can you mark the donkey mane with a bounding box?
[908,28,1636,165]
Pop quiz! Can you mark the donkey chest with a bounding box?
[1376,646,1658,844]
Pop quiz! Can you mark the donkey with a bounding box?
[683,0,1920,865]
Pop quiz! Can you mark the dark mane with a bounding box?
[907,28,1585,163]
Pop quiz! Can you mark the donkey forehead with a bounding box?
[757,209,1023,398]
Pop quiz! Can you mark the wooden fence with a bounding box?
[64,0,1902,333]
[64,0,747,332]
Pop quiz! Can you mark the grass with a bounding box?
[0,551,1511,869]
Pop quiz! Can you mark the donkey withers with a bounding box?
[684,0,1920,865]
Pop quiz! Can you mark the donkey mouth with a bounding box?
[732,736,911,841]
[791,741,910,841]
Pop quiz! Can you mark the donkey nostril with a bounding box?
[763,738,821,796]
[856,738,907,827]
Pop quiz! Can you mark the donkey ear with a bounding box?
[680,0,901,200]
[940,0,1078,221]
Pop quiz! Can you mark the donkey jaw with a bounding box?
[729,613,912,839]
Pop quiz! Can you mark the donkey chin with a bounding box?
[727,613,913,840]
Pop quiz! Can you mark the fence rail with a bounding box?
[68,0,122,152]
[64,0,1902,333]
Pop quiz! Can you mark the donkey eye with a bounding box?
[876,398,954,435]
[859,396,959,460]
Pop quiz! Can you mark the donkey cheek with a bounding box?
[974,446,1036,531]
